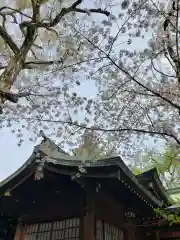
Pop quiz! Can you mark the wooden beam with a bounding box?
[83,210,95,240]
[45,165,118,178]
[83,193,95,240]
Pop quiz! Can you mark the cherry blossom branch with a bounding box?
[108,0,148,55]
[69,24,180,113]
[0,0,109,113]
[5,116,180,145]
[152,0,180,84]
[106,57,180,113]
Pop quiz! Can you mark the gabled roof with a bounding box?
[166,203,180,212]
[137,168,173,206]
[0,134,170,208]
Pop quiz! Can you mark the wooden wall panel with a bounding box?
[96,220,126,240]
[94,192,124,228]
[21,193,84,223]
[134,227,147,240]
[124,224,136,240]
[15,218,81,240]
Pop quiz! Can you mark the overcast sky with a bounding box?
[0,128,35,181]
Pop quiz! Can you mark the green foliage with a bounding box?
[154,207,180,225]
[131,167,143,175]
[172,195,180,202]
[155,144,180,174]
[133,143,180,226]
[131,143,180,188]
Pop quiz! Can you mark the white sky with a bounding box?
[0,128,35,180]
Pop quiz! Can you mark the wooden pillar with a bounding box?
[128,225,136,240]
[14,223,21,240]
[124,224,136,240]
[83,210,95,240]
[155,231,160,240]
[14,223,25,240]
[83,192,95,240]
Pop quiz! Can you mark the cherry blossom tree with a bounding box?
[0,0,150,150]
[2,0,180,159]
[0,0,111,145]
[81,0,180,156]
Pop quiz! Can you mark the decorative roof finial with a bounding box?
[83,129,95,148]
[39,130,47,139]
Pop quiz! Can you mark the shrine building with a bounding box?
[0,134,178,240]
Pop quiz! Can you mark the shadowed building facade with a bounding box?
[0,134,177,240]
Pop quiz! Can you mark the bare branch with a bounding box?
[74,8,110,16]
[47,0,109,27]
[23,59,63,68]
[0,1,41,111]
[19,0,109,30]
[0,57,105,70]
[0,26,19,54]
[24,57,106,69]
[0,90,38,103]
[175,0,180,59]
[151,57,176,78]
[0,6,32,20]
[71,0,82,8]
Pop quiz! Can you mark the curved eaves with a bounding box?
[137,168,173,205]
[153,169,173,205]
[115,159,163,206]
[0,150,37,190]
[45,154,162,206]
[0,148,162,207]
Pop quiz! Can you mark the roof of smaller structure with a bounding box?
[166,203,180,211]
[0,132,173,209]
[137,168,173,205]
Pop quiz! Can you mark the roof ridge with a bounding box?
[40,130,68,153]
